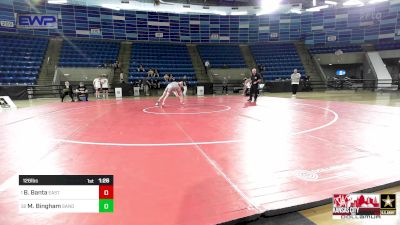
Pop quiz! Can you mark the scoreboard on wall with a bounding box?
[19,175,114,213]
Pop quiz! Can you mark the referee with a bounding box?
[291,69,301,97]
[248,68,262,102]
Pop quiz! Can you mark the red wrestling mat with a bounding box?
[0,96,400,225]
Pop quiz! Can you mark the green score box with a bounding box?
[99,199,114,213]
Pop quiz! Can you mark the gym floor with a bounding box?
[1,90,400,225]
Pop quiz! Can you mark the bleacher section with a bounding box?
[0,36,48,85]
[197,45,246,68]
[59,40,119,67]
[375,42,400,50]
[308,45,363,54]
[250,43,305,81]
[128,43,197,86]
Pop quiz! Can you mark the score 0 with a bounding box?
[99,184,113,213]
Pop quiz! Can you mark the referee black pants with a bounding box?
[248,85,259,101]
[292,84,299,95]
[222,85,228,94]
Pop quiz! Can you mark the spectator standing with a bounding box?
[142,76,150,96]
[100,75,109,99]
[291,69,301,97]
[120,72,125,84]
[93,76,101,98]
[222,77,228,95]
[182,80,188,96]
[204,60,210,76]
[61,81,73,102]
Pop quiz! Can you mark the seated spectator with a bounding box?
[137,64,145,72]
[147,69,154,77]
[163,74,169,81]
[149,79,157,89]
[154,69,159,77]
[169,74,175,82]
[76,82,89,101]
[134,79,141,87]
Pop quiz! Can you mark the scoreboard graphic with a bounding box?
[19,175,113,213]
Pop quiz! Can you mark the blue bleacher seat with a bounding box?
[128,43,197,85]
[250,43,306,81]
[308,45,363,54]
[0,35,48,85]
[197,45,246,68]
[58,40,119,67]
[375,42,400,50]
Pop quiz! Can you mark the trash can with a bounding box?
[115,87,122,98]
[197,86,204,96]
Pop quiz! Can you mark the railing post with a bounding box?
[27,87,33,99]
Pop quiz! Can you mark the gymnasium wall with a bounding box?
[1,0,400,44]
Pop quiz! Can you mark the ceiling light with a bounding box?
[305,5,329,12]
[48,0,67,4]
[343,0,364,6]
[101,4,121,10]
[231,11,248,15]
[290,8,302,14]
[259,0,281,14]
[325,1,338,5]
[368,0,387,4]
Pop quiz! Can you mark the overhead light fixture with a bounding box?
[305,5,329,12]
[231,11,248,15]
[290,8,302,14]
[101,4,121,10]
[48,0,67,4]
[325,0,338,5]
[258,0,282,15]
[368,0,387,4]
[212,10,227,16]
[343,0,364,6]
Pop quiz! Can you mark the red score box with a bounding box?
[99,185,113,199]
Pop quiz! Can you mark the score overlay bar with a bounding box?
[19,175,114,213]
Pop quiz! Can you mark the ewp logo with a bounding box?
[17,14,58,29]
